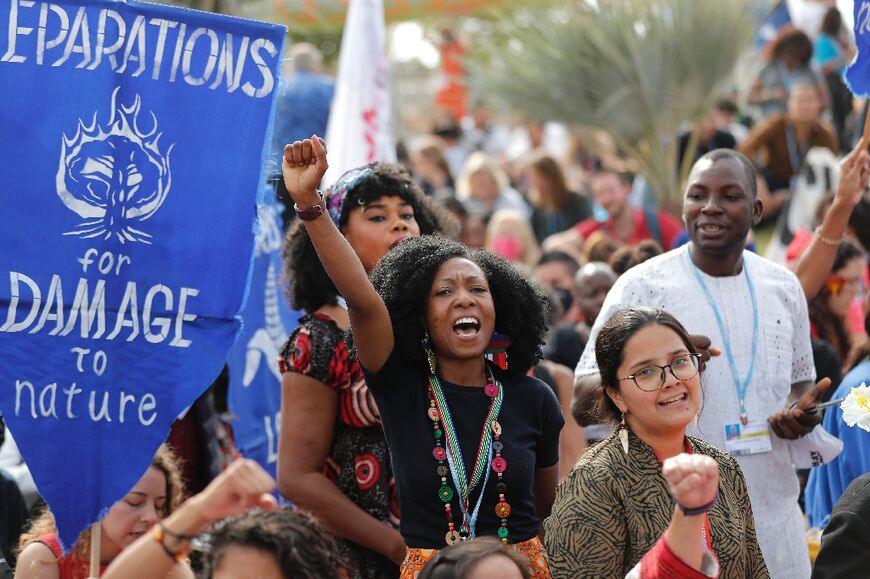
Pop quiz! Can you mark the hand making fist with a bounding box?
[662,453,719,514]
[282,135,329,207]
[189,459,278,524]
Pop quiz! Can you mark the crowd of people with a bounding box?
[2,5,870,579]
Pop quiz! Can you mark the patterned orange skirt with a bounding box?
[399,536,551,579]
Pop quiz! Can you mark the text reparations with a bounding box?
[1,0,279,97]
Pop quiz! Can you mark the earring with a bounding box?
[422,331,437,375]
[619,413,629,455]
[485,333,511,371]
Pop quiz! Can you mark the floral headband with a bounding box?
[326,163,377,226]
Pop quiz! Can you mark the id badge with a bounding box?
[723,420,773,456]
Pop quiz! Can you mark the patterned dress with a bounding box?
[544,430,769,579]
[279,312,399,579]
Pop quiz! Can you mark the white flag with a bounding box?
[323,0,395,186]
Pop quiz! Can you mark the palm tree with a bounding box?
[473,0,755,207]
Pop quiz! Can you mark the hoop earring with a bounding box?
[422,331,437,375]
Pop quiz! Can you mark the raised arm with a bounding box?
[793,138,869,299]
[625,454,722,579]
[282,137,394,372]
[102,459,276,579]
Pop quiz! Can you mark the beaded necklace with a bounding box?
[428,369,511,544]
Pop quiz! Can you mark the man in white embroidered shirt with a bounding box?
[576,149,831,578]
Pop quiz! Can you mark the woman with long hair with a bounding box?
[748,27,827,120]
[544,307,768,578]
[808,240,866,365]
[456,153,529,217]
[814,7,855,151]
[282,137,562,578]
[525,152,592,244]
[484,209,541,270]
[277,160,457,579]
[15,445,187,579]
[101,459,345,579]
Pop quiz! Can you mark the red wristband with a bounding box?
[294,191,326,221]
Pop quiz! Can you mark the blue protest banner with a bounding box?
[847,0,870,97]
[755,1,791,49]
[0,0,285,550]
[227,199,300,486]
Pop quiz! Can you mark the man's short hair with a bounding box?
[289,42,323,72]
[695,148,757,197]
[590,165,633,187]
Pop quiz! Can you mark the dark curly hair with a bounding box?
[809,239,864,362]
[594,306,699,423]
[201,508,345,579]
[282,162,458,312]
[417,536,530,579]
[766,27,813,66]
[608,239,664,276]
[370,235,549,377]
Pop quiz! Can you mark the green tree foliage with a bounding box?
[473,0,754,205]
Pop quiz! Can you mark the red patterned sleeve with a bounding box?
[278,321,348,392]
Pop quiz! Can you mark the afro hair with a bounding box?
[282,162,459,313]
[369,235,550,377]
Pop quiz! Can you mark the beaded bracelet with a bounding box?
[814,227,843,247]
[152,523,191,562]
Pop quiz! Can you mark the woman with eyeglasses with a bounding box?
[544,307,768,578]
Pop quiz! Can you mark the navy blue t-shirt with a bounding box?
[362,349,564,548]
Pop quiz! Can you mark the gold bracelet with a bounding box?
[814,227,843,247]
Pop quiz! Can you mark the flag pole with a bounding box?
[89,522,100,578]
[863,100,870,147]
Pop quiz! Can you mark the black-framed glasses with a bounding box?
[618,353,702,392]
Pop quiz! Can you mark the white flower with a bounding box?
[841,383,870,432]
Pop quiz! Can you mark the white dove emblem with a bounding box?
[243,262,288,386]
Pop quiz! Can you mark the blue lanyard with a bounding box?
[777,61,792,93]
[685,247,759,424]
[444,442,493,539]
[432,376,501,539]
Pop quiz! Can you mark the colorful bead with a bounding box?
[438,485,454,502]
[429,371,509,546]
